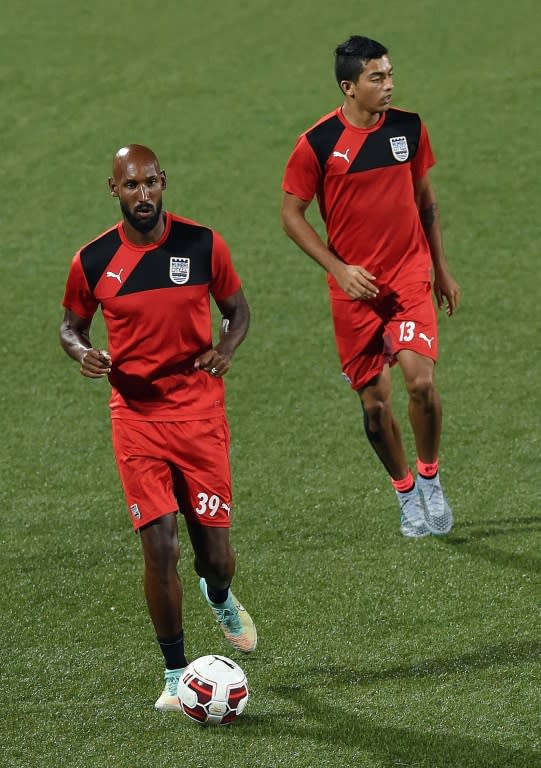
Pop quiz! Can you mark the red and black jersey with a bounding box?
[63,211,241,421]
[282,107,435,299]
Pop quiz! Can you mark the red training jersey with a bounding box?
[282,107,435,299]
[62,211,241,421]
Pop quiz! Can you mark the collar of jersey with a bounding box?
[336,107,386,133]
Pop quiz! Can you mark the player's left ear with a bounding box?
[160,170,167,190]
[108,177,119,197]
[340,80,354,97]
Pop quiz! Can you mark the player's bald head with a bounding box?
[108,144,167,237]
[112,144,161,179]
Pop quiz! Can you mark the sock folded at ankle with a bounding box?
[391,469,415,494]
[416,458,439,479]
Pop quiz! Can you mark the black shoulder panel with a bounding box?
[305,115,345,169]
[79,229,122,291]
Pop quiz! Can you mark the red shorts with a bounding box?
[331,281,438,391]
[111,415,232,531]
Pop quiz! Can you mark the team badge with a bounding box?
[169,257,190,285]
[389,135,409,162]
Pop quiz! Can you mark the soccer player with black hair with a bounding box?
[281,36,461,537]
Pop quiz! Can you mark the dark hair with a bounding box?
[335,36,388,83]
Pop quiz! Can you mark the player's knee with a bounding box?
[361,398,389,429]
[141,520,180,573]
[407,373,435,404]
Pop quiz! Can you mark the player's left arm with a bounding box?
[194,288,250,377]
[414,173,461,316]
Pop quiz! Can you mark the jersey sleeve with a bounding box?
[62,251,99,319]
[411,120,436,180]
[209,230,242,301]
[282,134,322,202]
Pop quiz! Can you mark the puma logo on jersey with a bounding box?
[106,268,124,283]
[332,148,350,163]
[419,333,434,348]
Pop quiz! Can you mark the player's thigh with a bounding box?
[185,520,234,573]
[170,416,233,528]
[385,282,439,360]
[111,419,178,530]
[331,297,386,390]
[397,349,436,394]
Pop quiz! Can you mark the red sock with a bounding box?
[391,469,415,493]
[416,458,439,478]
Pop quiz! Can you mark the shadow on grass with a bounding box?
[253,641,540,767]
[295,638,540,687]
[244,693,535,768]
[438,515,541,574]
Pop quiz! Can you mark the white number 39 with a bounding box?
[195,492,221,517]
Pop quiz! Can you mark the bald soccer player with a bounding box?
[60,145,256,712]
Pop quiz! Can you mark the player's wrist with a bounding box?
[78,346,91,364]
[214,346,233,363]
[327,257,346,279]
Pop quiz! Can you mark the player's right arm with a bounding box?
[280,191,378,300]
[59,309,111,378]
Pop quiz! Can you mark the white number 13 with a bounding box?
[399,321,416,342]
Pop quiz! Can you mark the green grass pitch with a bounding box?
[1,1,540,766]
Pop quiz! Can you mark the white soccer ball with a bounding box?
[177,655,249,726]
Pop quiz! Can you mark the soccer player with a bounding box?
[281,36,460,538]
[59,144,257,712]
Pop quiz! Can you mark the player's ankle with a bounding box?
[391,469,415,493]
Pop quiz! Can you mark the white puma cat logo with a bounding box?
[106,268,124,284]
[332,148,350,163]
[419,332,434,349]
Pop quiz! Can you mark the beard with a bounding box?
[121,198,163,233]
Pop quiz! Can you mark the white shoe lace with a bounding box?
[164,671,182,696]
[214,604,242,635]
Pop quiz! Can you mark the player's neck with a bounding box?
[341,103,382,129]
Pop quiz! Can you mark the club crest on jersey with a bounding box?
[169,257,190,285]
[389,135,409,162]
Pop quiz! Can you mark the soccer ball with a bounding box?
[177,655,249,726]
